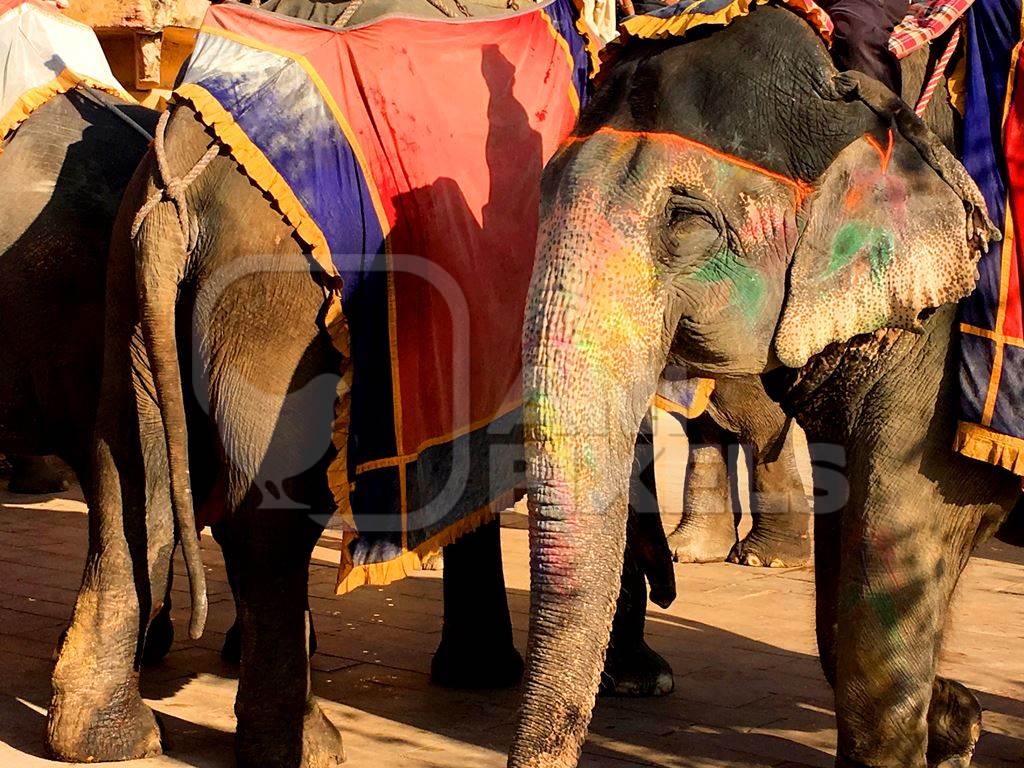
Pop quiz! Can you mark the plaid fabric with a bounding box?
[888,0,973,58]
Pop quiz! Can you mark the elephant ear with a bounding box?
[773,71,998,368]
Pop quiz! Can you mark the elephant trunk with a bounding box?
[509,188,669,768]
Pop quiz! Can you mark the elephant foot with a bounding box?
[600,639,674,697]
[927,678,982,767]
[667,516,736,564]
[238,700,344,768]
[222,616,318,665]
[727,528,810,568]
[142,606,175,666]
[47,689,164,762]
[431,635,523,689]
[8,455,71,495]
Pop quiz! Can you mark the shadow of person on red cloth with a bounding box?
[376,44,676,696]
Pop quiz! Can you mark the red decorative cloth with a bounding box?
[888,0,974,59]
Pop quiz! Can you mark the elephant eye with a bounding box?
[662,188,726,259]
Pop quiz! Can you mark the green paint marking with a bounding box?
[692,246,765,322]
[828,222,896,286]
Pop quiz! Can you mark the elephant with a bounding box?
[509,7,1009,768]
[0,89,156,482]
[45,4,679,765]
[664,377,812,567]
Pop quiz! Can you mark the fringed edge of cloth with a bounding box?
[570,0,605,77]
[0,68,132,143]
[954,421,1024,475]
[619,0,832,47]
[173,81,355,531]
[335,489,519,595]
[654,377,715,420]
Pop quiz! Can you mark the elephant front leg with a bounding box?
[602,415,674,697]
[667,413,738,563]
[600,545,674,697]
[729,425,811,568]
[833,486,1000,768]
[232,512,344,768]
[431,518,524,689]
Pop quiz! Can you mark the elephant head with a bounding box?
[510,8,995,768]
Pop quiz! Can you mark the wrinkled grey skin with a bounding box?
[48,96,677,768]
[511,8,1007,768]
[0,91,155,480]
[667,378,811,567]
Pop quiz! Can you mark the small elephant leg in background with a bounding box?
[729,421,812,567]
[667,412,739,563]
[434,416,676,697]
[704,376,811,568]
[142,574,175,666]
[431,518,524,689]
[602,414,675,697]
[7,454,71,494]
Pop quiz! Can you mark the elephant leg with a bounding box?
[729,425,812,567]
[142,574,175,666]
[833,474,1007,767]
[667,413,738,563]
[232,510,343,768]
[600,544,674,697]
[214,519,319,667]
[431,518,524,689]
[7,454,71,494]
[811,452,841,689]
[602,414,674,696]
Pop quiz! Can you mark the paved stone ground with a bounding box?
[0,417,1021,767]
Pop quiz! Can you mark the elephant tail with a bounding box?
[131,113,214,640]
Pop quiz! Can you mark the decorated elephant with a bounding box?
[509,5,1011,768]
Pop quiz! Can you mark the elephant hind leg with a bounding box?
[666,413,738,564]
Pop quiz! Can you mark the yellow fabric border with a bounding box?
[954,421,1024,475]
[335,491,515,594]
[540,9,583,114]
[0,68,132,143]
[172,82,354,525]
[619,0,831,45]
[947,52,967,117]
[653,377,715,419]
[569,0,604,77]
[620,0,756,41]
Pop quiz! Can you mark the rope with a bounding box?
[422,0,458,16]
[451,0,473,16]
[131,110,220,253]
[333,0,365,26]
[915,24,961,117]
